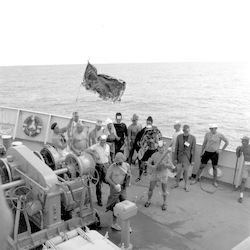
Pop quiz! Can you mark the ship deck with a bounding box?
[95,164,250,250]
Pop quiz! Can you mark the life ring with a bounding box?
[23,115,43,137]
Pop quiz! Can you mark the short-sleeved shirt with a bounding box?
[114,123,128,143]
[204,132,228,152]
[90,143,110,164]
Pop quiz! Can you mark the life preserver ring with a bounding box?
[23,115,43,137]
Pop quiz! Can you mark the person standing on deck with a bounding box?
[236,136,250,203]
[104,118,119,163]
[67,111,80,148]
[105,152,131,231]
[127,114,142,164]
[85,135,111,206]
[191,124,229,188]
[89,120,105,146]
[134,116,162,182]
[51,122,72,157]
[144,141,175,211]
[113,113,128,156]
[169,121,183,163]
[171,125,196,192]
[71,122,89,156]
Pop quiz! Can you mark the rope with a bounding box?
[199,177,227,194]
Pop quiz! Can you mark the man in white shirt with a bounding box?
[85,135,111,206]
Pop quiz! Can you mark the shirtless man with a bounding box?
[144,141,174,211]
[71,122,89,156]
[106,152,131,231]
[127,114,142,164]
[236,136,250,203]
[51,122,71,157]
[89,120,105,146]
[67,111,80,147]
[191,124,229,188]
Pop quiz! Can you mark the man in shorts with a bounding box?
[144,141,175,211]
[127,114,142,164]
[171,125,196,192]
[134,116,162,182]
[105,152,131,231]
[236,136,250,203]
[191,124,229,187]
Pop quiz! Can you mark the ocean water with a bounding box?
[0,62,249,151]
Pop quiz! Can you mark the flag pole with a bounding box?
[75,83,83,107]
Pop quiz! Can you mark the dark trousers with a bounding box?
[95,163,109,202]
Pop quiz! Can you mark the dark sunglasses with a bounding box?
[116,162,123,166]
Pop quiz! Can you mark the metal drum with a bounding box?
[40,144,61,170]
[2,135,12,150]
[60,179,84,211]
[65,152,95,177]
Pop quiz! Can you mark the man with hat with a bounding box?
[191,124,229,188]
[127,114,142,164]
[106,152,131,231]
[169,120,183,163]
[144,141,175,211]
[51,122,71,157]
[85,135,111,206]
[89,120,105,146]
[236,136,250,203]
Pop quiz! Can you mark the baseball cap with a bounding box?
[209,124,218,128]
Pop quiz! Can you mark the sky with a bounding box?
[0,0,249,66]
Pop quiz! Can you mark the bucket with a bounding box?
[2,135,12,150]
[12,141,23,147]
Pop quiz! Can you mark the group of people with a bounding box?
[49,111,249,232]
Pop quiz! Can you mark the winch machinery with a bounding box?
[0,144,102,250]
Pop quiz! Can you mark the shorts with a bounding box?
[150,171,168,183]
[176,155,191,171]
[201,151,219,166]
[242,161,250,179]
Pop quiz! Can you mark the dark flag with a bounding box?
[82,62,126,103]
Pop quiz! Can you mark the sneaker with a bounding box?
[111,223,121,231]
[190,180,197,185]
[238,197,243,203]
[213,182,218,188]
[129,227,132,233]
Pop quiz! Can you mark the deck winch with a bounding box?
[0,144,113,250]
